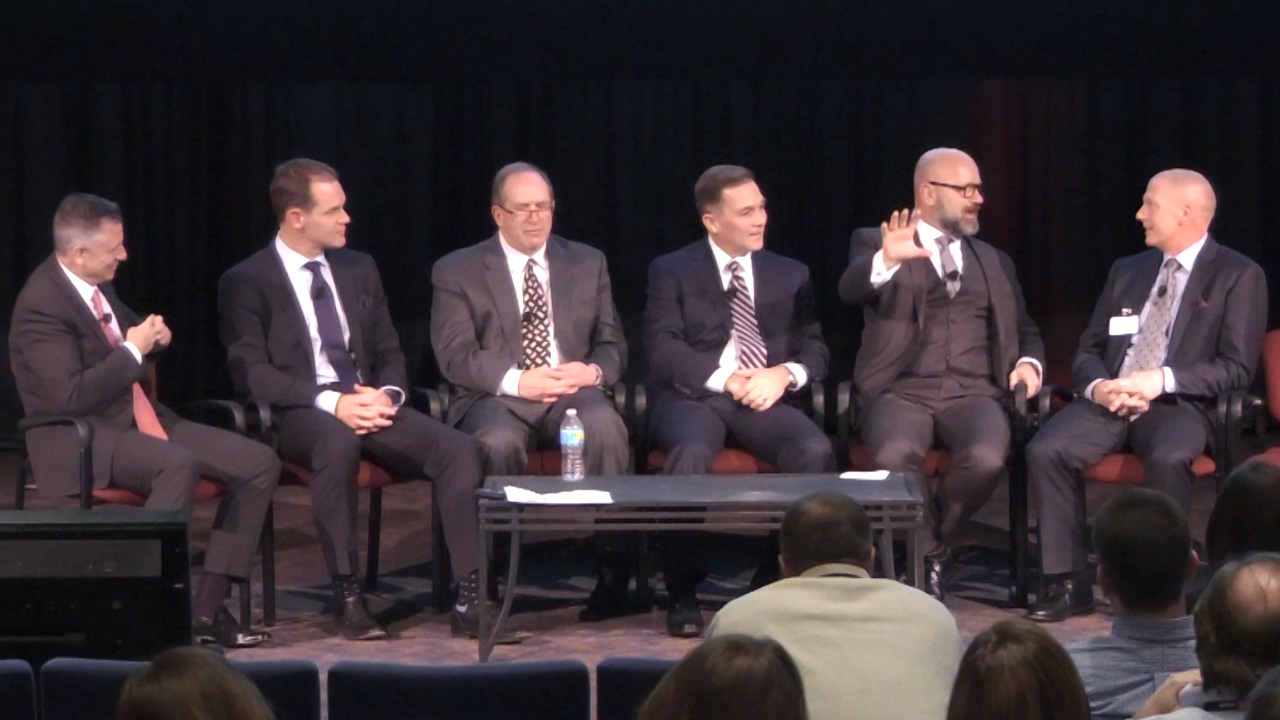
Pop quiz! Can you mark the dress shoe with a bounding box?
[579,553,634,622]
[666,596,705,638]
[335,593,388,641]
[1028,577,1095,623]
[193,606,271,649]
[451,600,530,644]
[923,543,952,602]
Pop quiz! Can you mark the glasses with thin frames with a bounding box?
[927,181,983,199]
[496,201,555,218]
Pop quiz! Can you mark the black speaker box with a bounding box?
[0,509,191,666]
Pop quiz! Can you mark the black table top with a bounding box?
[482,472,922,506]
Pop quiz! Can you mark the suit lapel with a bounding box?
[1167,237,1217,357]
[326,252,366,365]
[967,239,1012,360]
[483,237,523,357]
[45,257,116,351]
[694,241,734,334]
[266,246,319,379]
[546,237,574,352]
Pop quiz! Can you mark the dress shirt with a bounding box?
[866,220,1042,380]
[1067,614,1198,720]
[273,237,402,414]
[58,262,142,364]
[1085,234,1207,402]
[703,238,808,393]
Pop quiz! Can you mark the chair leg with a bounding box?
[15,460,27,510]
[431,483,452,613]
[365,488,382,591]
[1009,468,1030,608]
[238,580,252,626]
[261,503,276,627]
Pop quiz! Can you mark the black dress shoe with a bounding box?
[579,554,634,622]
[666,597,705,638]
[451,601,530,644]
[1028,577,1095,623]
[335,593,388,641]
[193,606,271,649]
[924,543,952,602]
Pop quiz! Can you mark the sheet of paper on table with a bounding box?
[838,470,890,481]
[502,487,615,505]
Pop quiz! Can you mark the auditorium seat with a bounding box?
[327,659,590,720]
[40,656,321,720]
[596,657,676,720]
[0,660,35,720]
[1245,330,1280,467]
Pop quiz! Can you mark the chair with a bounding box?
[596,657,676,720]
[836,380,1032,603]
[13,363,273,628]
[39,656,321,720]
[327,659,591,720]
[0,660,35,720]
[1246,330,1280,467]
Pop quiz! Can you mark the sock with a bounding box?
[192,573,232,621]
[455,570,480,608]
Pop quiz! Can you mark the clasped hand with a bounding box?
[725,366,790,412]
[124,315,172,355]
[518,362,597,403]
[1091,369,1165,418]
[336,384,397,435]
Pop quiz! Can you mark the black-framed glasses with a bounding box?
[928,181,983,199]
[496,201,555,218]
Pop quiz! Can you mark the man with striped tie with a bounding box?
[644,165,835,637]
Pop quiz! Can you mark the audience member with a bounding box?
[946,619,1090,720]
[1206,462,1280,569]
[707,492,960,720]
[1135,553,1280,719]
[637,634,807,720]
[1068,488,1200,719]
[1246,666,1280,720]
[116,647,275,720]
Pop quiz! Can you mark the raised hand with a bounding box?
[880,208,931,270]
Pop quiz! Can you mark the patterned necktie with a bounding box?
[303,261,360,391]
[727,261,768,369]
[1123,258,1181,376]
[91,289,168,440]
[521,259,551,369]
[936,235,962,298]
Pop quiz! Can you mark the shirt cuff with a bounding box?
[498,368,523,397]
[315,390,341,415]
[782,362,808,389]
[122,341,143,364]
[1083,379,1104,403]
[705,367,734,393]
[869,250,901,289]
[1015,357,1043,380]
[1162,367,1177,394]
[380,386,406,408]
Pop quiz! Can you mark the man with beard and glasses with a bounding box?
[838,147,1045,601]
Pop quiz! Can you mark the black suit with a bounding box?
[1029,237,1268,576]
[838,227,1045,541]
[219,243,484,581]
[10,255,278,579]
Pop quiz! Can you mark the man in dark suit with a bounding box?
[430,162,633,621]
[10,193,278,649]
[645,165,835,636]
[837,148,1045,600]
[1027,169,1267,622]
[218,159,524,643]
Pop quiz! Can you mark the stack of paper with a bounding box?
[502,487,615,505]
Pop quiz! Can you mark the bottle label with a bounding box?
[560,427,584,447]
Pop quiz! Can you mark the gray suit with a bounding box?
[430,234,629,476]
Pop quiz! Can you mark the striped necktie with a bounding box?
[727,260,768,369]
[91,289,168,440]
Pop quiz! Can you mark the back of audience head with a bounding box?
[116,646,275,720]
[638,634,808,720]
[946,619,1089,720]
[1206,462,1280,569]
[779,492,875,577]
[1247,665,1280,720]
[1093,487,1197,616]
[1194,552,1280,699]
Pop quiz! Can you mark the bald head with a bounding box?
[913,148,984,238]
[1194,553,1280,697]
[1136,169,1217,254]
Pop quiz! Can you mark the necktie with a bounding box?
[302,261,360,391]
[1123,258,1181,376]
[727,261,768,369]
[91,289,168,440]
[936,235,962,298]
[521,259,551,369]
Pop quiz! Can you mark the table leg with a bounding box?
[910,523,926,589]
[494,528,522,640]
[877,530,895,579]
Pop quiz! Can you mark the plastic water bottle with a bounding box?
[560,409,586,481]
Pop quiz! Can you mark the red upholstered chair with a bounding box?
[1245,330,1280,467]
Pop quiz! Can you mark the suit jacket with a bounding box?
[218,244,407,410]
[644,239,828,402]
[838,227,1045,407]
[9,255,172,493]
[1072,237,1267,404]
[430,233,627,425]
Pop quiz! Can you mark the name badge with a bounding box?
[1109,311,1139,336]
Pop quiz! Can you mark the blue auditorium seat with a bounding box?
[0,660,35,720]
[328,659,591,720]
[596,657,676,720]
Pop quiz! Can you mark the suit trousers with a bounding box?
[108,420,280,579]
[1027,398,1210,576]
[860,392,1010,542]
[273,406,484,583]
[651,393,835,598]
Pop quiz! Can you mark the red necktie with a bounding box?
[91,289,168,440]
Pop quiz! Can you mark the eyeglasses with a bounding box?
[496,202,555,218]
[927,181,984,199]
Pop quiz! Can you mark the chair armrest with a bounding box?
[810,381,826,434]
[1217,389,1260,476]
[631,382,650,470]
[411,386,448,422]
[836,380,854,469]
[610,381,629,424]
[18,415,95,507]
[183,399,248,435]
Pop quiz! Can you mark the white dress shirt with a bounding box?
[704,238,809,393]
[866,220,1043,381]
[58,261,142,364]
[496,233,567,396]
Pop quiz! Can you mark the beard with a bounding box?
[941,210,980,238]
